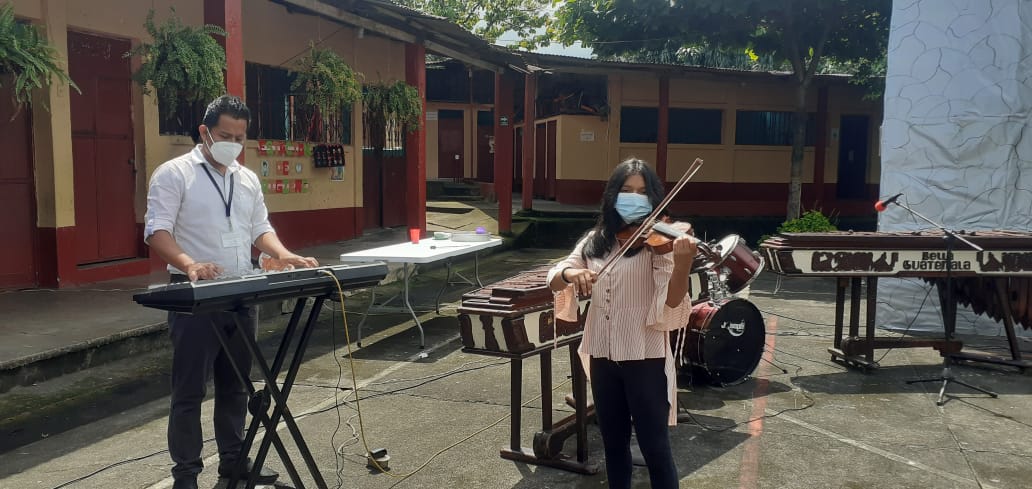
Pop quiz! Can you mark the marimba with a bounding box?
[457,266,597,474]
[761,231,1032,369]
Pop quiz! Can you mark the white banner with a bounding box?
[878,0,1032,336]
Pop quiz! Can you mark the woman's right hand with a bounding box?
[564,268,597,297]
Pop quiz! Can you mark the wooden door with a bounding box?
[437,110,464,180]
[837,115,870,200]
[68,31,137,264]
[476,110,494,181]
[513,127,523,193]
[363,152,383,229]
[0,80,38,288]
[381,155,407,228]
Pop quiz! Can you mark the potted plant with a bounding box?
[0,3,77,111]
[291,43,362,142]
[127,8,226,125]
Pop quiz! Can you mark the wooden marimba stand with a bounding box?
[458,267,599,473]
[464,336,598,474]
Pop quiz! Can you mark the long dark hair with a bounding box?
[582,158,666,259]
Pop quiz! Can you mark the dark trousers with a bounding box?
[168,307,256,480]
[589,356,678,489]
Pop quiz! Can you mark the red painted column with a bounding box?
[494,72,515,233]
[405,43,428,236]
[656,75,670,181]
[204,0,244,97]
[521,72,537,210]
[814,86,829,206]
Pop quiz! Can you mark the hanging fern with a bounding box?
[0,3,77,108]
[363,81,422,157]
[127,8,226,117]
[291,43,362,140]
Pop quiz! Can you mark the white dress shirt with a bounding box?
[548,232,692,425]
[144,145,274,276]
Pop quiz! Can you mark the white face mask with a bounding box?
[204,129,243,166]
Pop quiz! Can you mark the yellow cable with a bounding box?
[319,270,574,483]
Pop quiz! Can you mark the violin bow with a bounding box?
[596,158,704,277]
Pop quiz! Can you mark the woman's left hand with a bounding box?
[670,235,698,270]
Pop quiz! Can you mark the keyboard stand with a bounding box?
[211,296,330,489]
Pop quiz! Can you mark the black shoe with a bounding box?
[218,458,279,484]
[172,476,198,489]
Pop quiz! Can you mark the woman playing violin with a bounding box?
[547,158,697,488]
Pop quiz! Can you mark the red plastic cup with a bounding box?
[409,228,420,244]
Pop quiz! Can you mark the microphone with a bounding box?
[874,192,903,212]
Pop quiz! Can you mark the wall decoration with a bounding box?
[330,166,345,181]
[260,160,270,177]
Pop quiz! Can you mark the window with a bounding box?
[620,107,658,143]
[734,110,816,146]
[158,101,205,138]
[245,62,292,141]
[245,62,352,144]
[668,108,722,144]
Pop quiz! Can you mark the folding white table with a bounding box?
[339,237,504,348]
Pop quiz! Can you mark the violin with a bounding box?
[616,217,694,255]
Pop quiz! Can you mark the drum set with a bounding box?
[674,234,767,387]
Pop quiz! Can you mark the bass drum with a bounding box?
[674,299,765,387]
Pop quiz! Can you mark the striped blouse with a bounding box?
[547,232,692,425]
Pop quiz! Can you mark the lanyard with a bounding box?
[200,164,235,230]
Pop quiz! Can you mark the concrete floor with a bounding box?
[3,244,1032,489]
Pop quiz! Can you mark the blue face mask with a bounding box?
[615,192,652,224]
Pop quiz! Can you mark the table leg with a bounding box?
[356,289,376,348]
[402,263,425,348]
[435,260,453,314]
[475,252,483,287]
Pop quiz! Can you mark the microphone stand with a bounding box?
[888,200,998,406]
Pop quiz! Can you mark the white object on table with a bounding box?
[338,237,503,348]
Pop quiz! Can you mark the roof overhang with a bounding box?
[272,0,526,73]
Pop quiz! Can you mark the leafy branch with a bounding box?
[0,3,78,109]
[126,8,227,117]
[291,43,362,142]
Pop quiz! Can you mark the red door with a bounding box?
[476,110,494,182]
[513,127,523,193]
[68,31,137,264]
[381,155,407,228]
[437,110,464,180]
[0,80,39,289]
[363,152,383,229]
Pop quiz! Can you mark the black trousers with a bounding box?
[167,306,256,480]
[590,356,678,489]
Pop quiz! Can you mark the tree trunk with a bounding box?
[787,82,808,221]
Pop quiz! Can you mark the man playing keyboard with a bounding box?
[144,95,317,489]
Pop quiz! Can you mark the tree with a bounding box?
[395,0,551,48]
[552,0,890,220]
